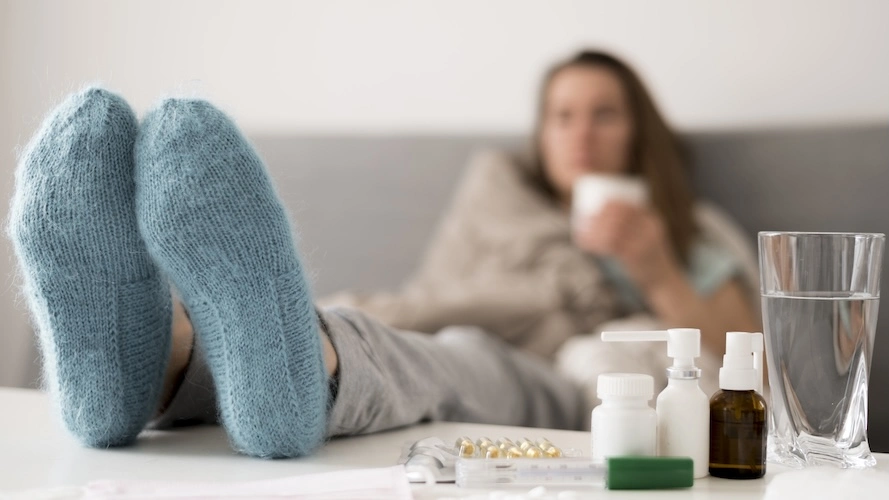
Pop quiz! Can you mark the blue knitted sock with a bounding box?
[134,98,329,458]
[7,87,172,447]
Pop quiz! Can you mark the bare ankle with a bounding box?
[157,301,195,414]
[321,329,338,378]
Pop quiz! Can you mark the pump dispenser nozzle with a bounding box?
[601,328,702,380]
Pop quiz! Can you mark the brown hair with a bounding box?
[529,50,697,264]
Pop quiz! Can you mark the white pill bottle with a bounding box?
[591,373,657,462]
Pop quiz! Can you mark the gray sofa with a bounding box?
[251,125,889,451]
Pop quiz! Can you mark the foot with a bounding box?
[135,98,329,458]
[157,302,338,415]
[8,87,172,447]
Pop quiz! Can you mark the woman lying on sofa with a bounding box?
[8,50,759,458]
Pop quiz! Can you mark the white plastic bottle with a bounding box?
[591,373,657,462]
[601,328,710,478]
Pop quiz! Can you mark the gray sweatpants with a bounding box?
[150,307,587,436]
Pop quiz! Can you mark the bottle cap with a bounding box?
[601,328,702,380]
[606,456,694,490]
[597,373,654,400]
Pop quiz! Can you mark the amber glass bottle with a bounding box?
[708,389,767,479]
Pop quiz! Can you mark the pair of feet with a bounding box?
[8,88,332,458]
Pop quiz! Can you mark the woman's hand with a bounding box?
[573,200,682,291]
[574,201,762,362]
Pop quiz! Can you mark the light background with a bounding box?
[1,0,887,386]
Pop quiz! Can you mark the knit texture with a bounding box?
[134,98,329,458]
[7,87,172,447]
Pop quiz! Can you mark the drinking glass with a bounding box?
[759,231,884,468]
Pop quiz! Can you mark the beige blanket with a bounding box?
[321,149,758,363]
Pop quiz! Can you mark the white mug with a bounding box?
[571,174,648,231]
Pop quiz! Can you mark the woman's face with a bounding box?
[539,66,634,200]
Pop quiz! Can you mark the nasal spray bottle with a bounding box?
[708,332,767,479]
[601,329,710,479]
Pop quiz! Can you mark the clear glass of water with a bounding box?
[759,232,884,468]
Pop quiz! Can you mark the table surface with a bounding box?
[2,387,888,499]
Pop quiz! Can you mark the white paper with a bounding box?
[71,465,414,500]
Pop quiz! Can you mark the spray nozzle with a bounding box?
[601,328,702,380]
[719,332,765,392]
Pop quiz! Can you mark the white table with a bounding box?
[2,387,888,499]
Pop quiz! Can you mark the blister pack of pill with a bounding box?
[398,436,581,484]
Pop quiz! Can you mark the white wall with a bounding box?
[1,0,888,386]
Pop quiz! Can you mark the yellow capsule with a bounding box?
[456,437,476,458]
[525,445,544,458]
[544,446,563,458]
[519,438,535,451]
[506,446,524,459]
[497,438,515,452]
[476,437,495,450]
[484,446,503,459]
[537,438,554,450]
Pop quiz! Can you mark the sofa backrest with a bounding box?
[253,124,889,450]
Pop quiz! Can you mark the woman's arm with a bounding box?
[645,271,761,359]
[574,200,761,357]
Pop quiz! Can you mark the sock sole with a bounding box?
[134,98,329,458]
[8,87,172,447]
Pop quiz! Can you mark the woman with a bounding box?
[8,50,758,459]
[315,50,760,396]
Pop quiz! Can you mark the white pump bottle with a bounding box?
[601,328,710,478]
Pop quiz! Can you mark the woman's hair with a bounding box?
[529,49,697,264]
